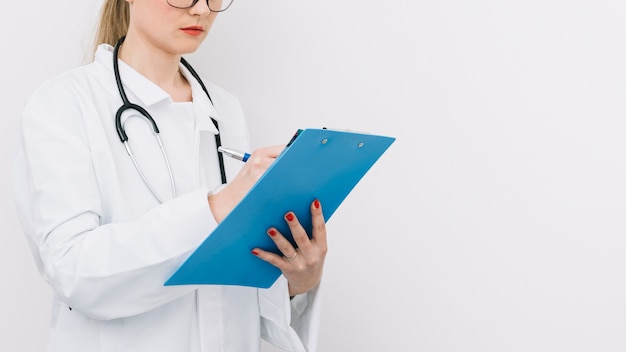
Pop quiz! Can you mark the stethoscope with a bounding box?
[113,36,226,203]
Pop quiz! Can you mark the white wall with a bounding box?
[1,1,101,351]
[2,1,626,351]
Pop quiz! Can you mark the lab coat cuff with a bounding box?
[290,281,322,351]
[206,184,227,198]
[156,188,217,252]
[259,276,323,351]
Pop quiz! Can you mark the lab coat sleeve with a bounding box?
[259,276,323,352]
[12,80,218,320]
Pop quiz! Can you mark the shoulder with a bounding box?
[25,45,115,110]
[20,61,112,141]
[24,61,110,113]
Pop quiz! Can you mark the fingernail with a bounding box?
[285,213,294,221]
[268,229,277,236]
[314,199,320,209]
[252,250,259,255]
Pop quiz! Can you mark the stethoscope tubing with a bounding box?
[112,36,226,203]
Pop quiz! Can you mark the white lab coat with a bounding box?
[12,44,321,352]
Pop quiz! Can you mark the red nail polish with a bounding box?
[252,250,259,255]
[314,200,320,209]
[268,229,277,236]
[286,213,294,221]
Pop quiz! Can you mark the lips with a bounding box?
[181,26,204,35]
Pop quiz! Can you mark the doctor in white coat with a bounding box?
[11,0,327,351]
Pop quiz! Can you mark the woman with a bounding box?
[12,0,327,351]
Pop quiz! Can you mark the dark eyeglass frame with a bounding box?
[166,0,234,12]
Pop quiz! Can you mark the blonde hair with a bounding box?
[91,0,130,59]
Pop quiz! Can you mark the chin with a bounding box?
[177,38,207,55]
[175,42,204,56]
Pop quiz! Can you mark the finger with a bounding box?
[284,211,312,252]
[251,248,288,270]
[248,145,285,163]
[266,228,298,259]
[264,144,286,158]
[310,199,327,246]
[244,152,275,174]
[243,145,286,176]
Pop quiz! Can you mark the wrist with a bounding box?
[207,184,228,222]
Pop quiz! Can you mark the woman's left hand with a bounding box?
[252,199,327,296]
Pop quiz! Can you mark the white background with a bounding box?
[2,1,626,351]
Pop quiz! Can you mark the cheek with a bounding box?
[203,13,219,32]
[132,0,176,30]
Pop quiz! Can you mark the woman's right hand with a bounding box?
[208,145,285,223]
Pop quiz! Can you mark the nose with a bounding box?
[190,0,211,15]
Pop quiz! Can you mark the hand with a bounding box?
[208,145,285,222]
[252,199,328,296]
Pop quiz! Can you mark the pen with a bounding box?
[218,146,250,162]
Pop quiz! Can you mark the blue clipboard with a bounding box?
[164,128,396,288]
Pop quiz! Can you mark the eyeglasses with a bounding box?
[166,0,234,12]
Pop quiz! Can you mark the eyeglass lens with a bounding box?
[167,0,233,12]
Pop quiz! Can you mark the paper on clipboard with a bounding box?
[164,128,396,288]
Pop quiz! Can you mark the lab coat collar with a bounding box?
[95,44,220,134]
[179,62,221,134]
